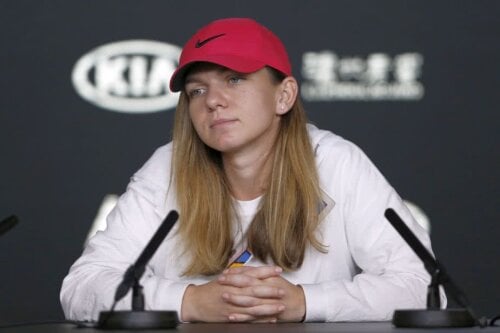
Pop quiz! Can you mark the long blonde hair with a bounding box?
[172,68,325,276]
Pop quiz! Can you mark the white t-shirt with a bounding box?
[228,197,260,265]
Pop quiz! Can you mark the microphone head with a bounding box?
[166,210,179,222]
[0,215,19,236]
[384,208,398,222]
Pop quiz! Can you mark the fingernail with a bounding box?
[228,315,235,321]
[275,267,283,273]
[278,288,285,296]
[278,305,285,311]
[218,275,226,282]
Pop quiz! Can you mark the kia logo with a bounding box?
[72,40,181,114]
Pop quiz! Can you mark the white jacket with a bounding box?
[61,125,441,322]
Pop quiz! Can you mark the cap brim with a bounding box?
[169,54,267,92]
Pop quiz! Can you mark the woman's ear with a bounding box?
[276,77,299,115]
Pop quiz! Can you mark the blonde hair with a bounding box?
[172,69,325,276]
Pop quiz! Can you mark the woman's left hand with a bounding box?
[218,266,306,322]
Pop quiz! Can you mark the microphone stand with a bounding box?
[392,266,477,328]
[98,279,178,329]
[385,208,479,328]
[132,279,145,311]
[97,211,179,329]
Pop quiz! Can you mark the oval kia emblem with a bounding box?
[72,40,181,114]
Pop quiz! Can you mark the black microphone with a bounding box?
[384,208,479,328]
[0,215,19,236]
[98,210,179,329]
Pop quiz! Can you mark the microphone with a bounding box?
[0,215,19,236]
[98,210,179,329]
[384,208,479,328]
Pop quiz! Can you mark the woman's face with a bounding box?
[185,64,285,157]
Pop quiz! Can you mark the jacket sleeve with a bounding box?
[301,139,446,322]
[60,169,190,321]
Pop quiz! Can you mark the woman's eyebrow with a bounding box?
[185,67,245,86]
[184,76,197,85]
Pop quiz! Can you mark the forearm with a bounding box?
[60,265,126,321]
[61,263,191,321]
[301,272,432,322]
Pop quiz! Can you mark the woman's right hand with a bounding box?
[180,266,285,322]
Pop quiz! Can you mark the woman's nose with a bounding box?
[205,86,228,111]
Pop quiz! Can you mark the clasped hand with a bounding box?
[181,266,305,323]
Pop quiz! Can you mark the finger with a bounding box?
[226,303,285,322]
[227,312,255,322]
[251,317,278,324]
[218,273,257,287]
[222,293,260,307]
[245,303,285,317]
[225,266,283,279]
[249,285,285,298]
[228,313,278,323]
[222,287,284,307]
[223,285,284,299]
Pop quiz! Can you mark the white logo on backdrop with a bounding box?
[72,40,181,114]
[301,51,424,101]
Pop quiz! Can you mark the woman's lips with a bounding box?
[210,118,238,128]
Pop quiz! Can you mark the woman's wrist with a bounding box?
[180,284,197,322]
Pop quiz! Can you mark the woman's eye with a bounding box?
[228,76,243,84]
[188,88,205,98]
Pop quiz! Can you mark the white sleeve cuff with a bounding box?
[300,283,328,322]
[150,280,191,319]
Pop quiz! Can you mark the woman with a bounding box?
[61,17,440,323]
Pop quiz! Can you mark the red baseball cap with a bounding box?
[169,18,292,92]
